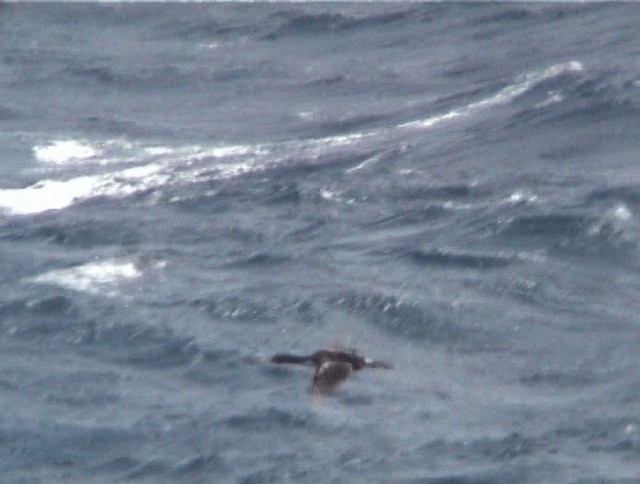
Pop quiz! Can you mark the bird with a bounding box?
[271,348,391,394]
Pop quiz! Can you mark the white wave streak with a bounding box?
[27,259,141,295]
[399,61,584,130]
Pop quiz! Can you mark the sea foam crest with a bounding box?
[27,259,141,295]
[0,139,271,216]
[33,139,101,164]
[26,258,167,296]
[399,60,584,130]
[1,62,585,217]
[0,163,168,215]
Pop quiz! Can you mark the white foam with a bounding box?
[345,156,379,174]
[587,203,633,238]
[400,61,583,130]
[320,188,337,201]
[33,139,100,164]
[0,163,167,215]
[508,191,538,204]
[208,144,265,159]
[3,136,285,216]
[535,91,564,109]
[28,259,141,295]
[297,110,316,120]
[293,132,371,156]
[118,163,165,179]
[144,146,175,156]
[398,110,463,130]
[613,203,632,221]
[199,42,221,50]
[0,176,100,215]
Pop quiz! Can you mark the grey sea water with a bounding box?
[2,3,640,483]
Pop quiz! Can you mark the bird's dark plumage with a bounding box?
[271,349,391,394]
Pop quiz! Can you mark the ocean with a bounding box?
[2,3,640,483]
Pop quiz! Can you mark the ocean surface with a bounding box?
[2,3,640,483]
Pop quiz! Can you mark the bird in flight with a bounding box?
[271,348,392,394]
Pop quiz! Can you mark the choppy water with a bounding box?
[2,3,640,483]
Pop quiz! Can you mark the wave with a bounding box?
[498,213,586,239]
[224,406,317,430]
[0,165,167,215]
[184,348,243,385]
[420,432,539,463]
[67,59,254,92]
[392,183,476,201]
[194,295,274,324]
[225,252,292,268]
[519,369,597,388]
[0,105,20,121]
[33,139,101,164]
[25,258,165,296]
[264,9,411,41]
[0,138,269,216]
[193,294,321,328]
[398,61,584,130]
[471,3,591,26]
[170,454,227,480]
[496,203,635,256]
[297,110,390,136]
[42,369,121,407]
[365,206,448,230]
[0,62,592,219]
[473,7,534,24]
[1,219,140,247]
[588,185,640,207]
[0,293,77,337]
[511,68,640,133]
[168,16,228,41]
[0,126,369,216]
[330,291,462,343]
[404,248,517,270]
[117,331,198,369]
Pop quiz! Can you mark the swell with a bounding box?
[364,206,448,230]
[0,218,141,248]
[403,248,517,270]
[470,3,593,26]
[68,63,254,91]
[587,185,640,208]
[497,213,586,239]
[264,8,412,40]
[329,291,463,343]
[495,205,635,256]
[392,184,476,201]
[0,293,79,338]
[509,70,640,132]
[0,105,20,121]
[192,294,322,327]
[223,407,319,432]
[0,291,199,370]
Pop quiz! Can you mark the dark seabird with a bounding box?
[271,349,391,394]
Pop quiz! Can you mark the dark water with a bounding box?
[2,3,640,483]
